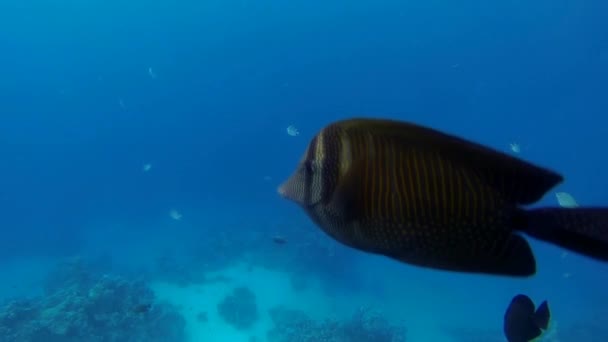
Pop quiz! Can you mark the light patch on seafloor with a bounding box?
[152,262,463,342]
[151,263,332,342]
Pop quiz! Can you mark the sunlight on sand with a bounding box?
[151,261,457,342]
[151,263,334,341]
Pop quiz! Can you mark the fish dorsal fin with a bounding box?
[335,118,564,205]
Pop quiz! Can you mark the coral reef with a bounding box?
[267,306,407,342]
[217,286,259,330]
[0,257,186,342]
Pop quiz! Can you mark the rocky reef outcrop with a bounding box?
[217,286,259,330]
[267,306,407,342]
[0,257,186,342]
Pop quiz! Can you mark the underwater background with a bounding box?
[0,0,607,341]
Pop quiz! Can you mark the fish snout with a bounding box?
[277,176,300,203]
[277,183,287,198]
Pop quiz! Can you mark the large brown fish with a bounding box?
[278,118,608,276]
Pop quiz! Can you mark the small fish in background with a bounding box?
[509,142,521,154]
[133,303,152,314]
[286,125,299,136]
[169,209,182,221]
[142,163,152,172]
[278,118,608,277]
[555,192,579,208]
[504,294,550,342]
[148,67,157,79]
[271,236,287,245]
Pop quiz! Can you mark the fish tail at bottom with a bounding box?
[521,207,608,261]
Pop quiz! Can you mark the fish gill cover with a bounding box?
[0,0,607,341]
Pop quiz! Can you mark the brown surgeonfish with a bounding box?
[277,118,608,276]
[504,294,550,342]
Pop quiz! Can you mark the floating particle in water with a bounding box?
[263,176,272,181]
[148,67,157,79]
[142,163,152,172]
[133,303,152,313]
[272,236,287,245]
[560,251,568,259]
[119,98,126,110]
[555,192,579,208]
[562,272,572,279]
[169,209,182,220]
[286,125,299,136]
[509,143,521,154]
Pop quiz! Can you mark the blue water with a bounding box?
[0,0,607,341]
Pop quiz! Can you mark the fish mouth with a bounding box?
[277,180,321,209]
[277,184,287,198]
[277,181,296,202]
[277,179,305,205]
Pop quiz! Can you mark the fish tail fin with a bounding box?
[534,300,550,330]
[521,207,608,261]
